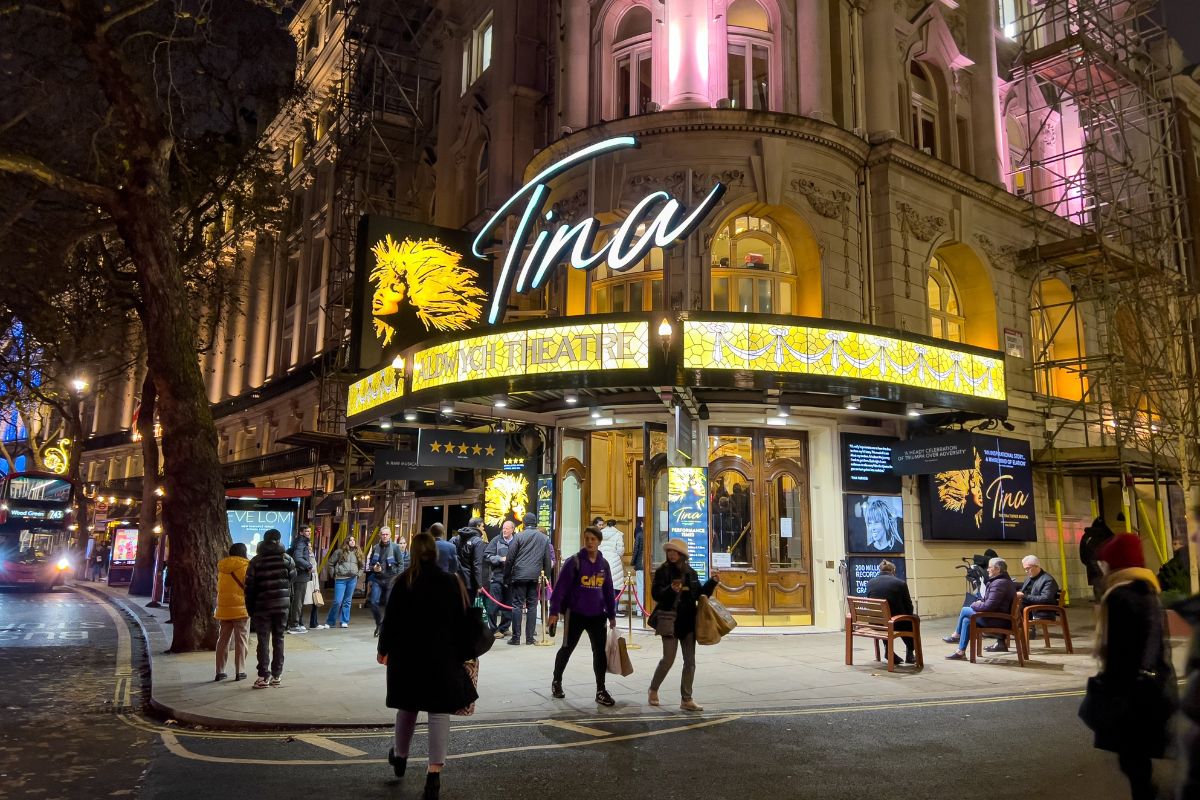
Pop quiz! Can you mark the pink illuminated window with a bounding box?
[725,0,772,110]
[613,6,653,117]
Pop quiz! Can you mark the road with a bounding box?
[0,587,1176,799]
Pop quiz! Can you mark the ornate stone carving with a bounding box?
[627,170,686,197]
[550,189,588,223]
[896,202,946,242]
[693,169,745,201]
[791,178,852,220]
[974,233,1019,272]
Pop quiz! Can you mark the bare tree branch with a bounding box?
[0,152,115,207]
[96,0,158,37]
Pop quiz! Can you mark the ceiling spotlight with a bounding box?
[403,410,418,422]
[843,395,861,411]
[591,408,602,419]
[776,405,790,418]
[906,404,922,418]
[766,416,787,427]
[1001,420,1015,431]
[493,394,508,408]
[697,403,710,421]
[380,419,393,430]
[390,355,404,370]
[595,415,614,427]
[564,390,579,405]
[440,400,455,415]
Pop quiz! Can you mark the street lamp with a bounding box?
[71,377,88,393]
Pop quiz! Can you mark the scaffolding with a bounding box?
[316,0,441,435]
[1011,0,1200,546]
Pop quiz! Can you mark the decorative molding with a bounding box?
[896,202,947,242]
[551,189,589,223]
[627,170,687,197]
[974,233,1019,272]
[791,178,852,220]
[693,169,745,200]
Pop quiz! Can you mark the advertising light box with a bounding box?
[844,494,905,555]
[846,556,907,597]
[110,528,138,565]
[840,433,901,494]
[920,434,1036,542]
[225,499,300,551]
[667,467,710,582]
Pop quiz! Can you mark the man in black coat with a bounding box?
[866,560,915,665]
[451,524,486,597]
[245,529,296,688]
[1017,555,1061,620]
[286,527,314,633]
[503,513,554,645]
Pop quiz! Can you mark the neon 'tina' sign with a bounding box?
[472,136,726,325]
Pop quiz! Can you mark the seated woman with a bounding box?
[943,557,1016,660]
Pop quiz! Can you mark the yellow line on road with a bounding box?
[75,587,133,709]
[296,734,368,757]
[538,718,611,738]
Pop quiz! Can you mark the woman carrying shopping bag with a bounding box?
[377,532,477,800]
[326,536,362,629]
[547,526,618,706]
[648,538,719,711]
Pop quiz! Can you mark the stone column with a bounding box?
[665,0,712,110]
[798,0,833,121]
[966,0,1003,186]
[862,0,900,141]
[561,0,590,132]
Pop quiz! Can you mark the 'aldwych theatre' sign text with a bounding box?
[473,136,726,324]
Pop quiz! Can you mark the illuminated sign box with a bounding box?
[412,320,649,392]
[347,365,404,419]
[683,320,1005,402]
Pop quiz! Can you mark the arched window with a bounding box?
[710,214,797,314]
[474,141,489,216]
[910,61,939,157]
[1006,115,1030,197]
[613,6,653,118]
[592,224,663,312]
[726,0,772,110]
[927,256,964,343]
[1031,278,1086,400]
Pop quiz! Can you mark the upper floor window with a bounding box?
[592,226,663,312]
[461,11,493,95]
[710,214,796,314]
[909,61,940,158]
[613,6,653,118]
[1007,115,1030,197]
[304,17,320,53]
[927,256,964,343]
[475,141,490,216]
[726,0,771,110]
[997,0,1021,39]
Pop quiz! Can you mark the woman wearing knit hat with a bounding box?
[647,539,720,711]
[1080,533,1176,800]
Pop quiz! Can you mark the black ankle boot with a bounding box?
[423,771,441,799]
[387,747,406,778]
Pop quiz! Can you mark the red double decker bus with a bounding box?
[0,471,75,591]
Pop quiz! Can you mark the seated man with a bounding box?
[1018,555,1061,620]
[943,557,1016,660]
[865,559,916,665]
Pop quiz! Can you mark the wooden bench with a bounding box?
[1022,589,1074,653]
[968,596,1026,666]
[845,596,923,672]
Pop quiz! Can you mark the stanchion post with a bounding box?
[624,572,641,649]
[535,570,555,646]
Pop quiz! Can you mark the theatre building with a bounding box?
[82,0,1200,627]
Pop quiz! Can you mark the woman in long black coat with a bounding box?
[377,532,476,800]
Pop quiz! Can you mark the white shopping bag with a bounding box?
[606,627,622,675]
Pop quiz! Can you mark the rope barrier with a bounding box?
[479,586,514,611]
[629,582,649,616]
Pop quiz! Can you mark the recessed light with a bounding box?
[564,390,579,405]
[494,394,508,408]
[404,410,418,422]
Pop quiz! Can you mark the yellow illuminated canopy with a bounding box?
[412,321,649,392]
[683,320,1005,401]
[348,365,404,418]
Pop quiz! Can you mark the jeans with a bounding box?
[367,574,394,626]
[650,632,697,700]
[287,579,309,628]
[952,607,977,648]
[552,611,608,690]
[252,612,286,679]
[395,710,449,767]
[510,580,539,643]
[326,576,356,626]
[215,617,249,675]
[486,580,511,634]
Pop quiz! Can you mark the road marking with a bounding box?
[73,588,133,708]
[296,734,368,757]
[538,718,611,738]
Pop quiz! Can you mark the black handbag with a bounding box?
[1079,608,1177,740]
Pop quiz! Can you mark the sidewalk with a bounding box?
[83,582,1132,730]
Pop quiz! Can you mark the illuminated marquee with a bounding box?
[347,365,404,418]
[473,137,725,324]
[413,321,649,392]
[683,321,1006,401]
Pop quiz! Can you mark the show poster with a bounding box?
[667,467,710,582]
[846,556,907,597]
[352,216,493,372]
[840,433,901,494]
[536,475,554,532]
[920,434,1036,542]
[110,528,138,565]
[844,494,905,555]
[225,499,300,551]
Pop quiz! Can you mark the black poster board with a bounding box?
[846,556,908,597]
[920,434,1036,542]
[844,494,905,555]
[840,433,901,494]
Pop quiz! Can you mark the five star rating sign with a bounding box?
[417,429,505,469]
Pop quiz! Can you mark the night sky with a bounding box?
[1165,0,1200,67]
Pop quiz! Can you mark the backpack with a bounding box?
[455,535,478,586]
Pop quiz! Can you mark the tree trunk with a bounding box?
[130,372,158,597]
[115,194,229,652]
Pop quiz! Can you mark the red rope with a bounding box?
[479,587,514,610]
[629,583,649,616]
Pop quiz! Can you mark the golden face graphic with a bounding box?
[369,235,487,347]
[935,448,985,528]
[485,473,529,528]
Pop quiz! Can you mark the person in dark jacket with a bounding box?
[1089,534,1174,800]
[1081,516,1116,599]
[484,520,516,637]
[377,532,476,800]
[547,526,617,706]
[1017,555,1061,621]
[503,514,553,646]
[648,538,719,711]
[451,525,486,597]
[943,557,1016,660]
[866,559,915,665]
[285,527,314,633]
[1173,506,1200,800]
[244,529,296,688]
[367,527,405,637]
[631,520,645,617]
[430,523,460,576]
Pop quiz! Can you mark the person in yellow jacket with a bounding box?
[214,542,251,681]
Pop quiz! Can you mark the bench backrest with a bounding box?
[848,596,892,628]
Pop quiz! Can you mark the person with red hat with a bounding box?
[1170,508,1200,800]
[1079,533,1176,800]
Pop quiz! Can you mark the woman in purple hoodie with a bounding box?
[547,526,617,706]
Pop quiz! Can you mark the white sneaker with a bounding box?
[314,624,329,630]
[339,623,349,628]
[295,625,307,632]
